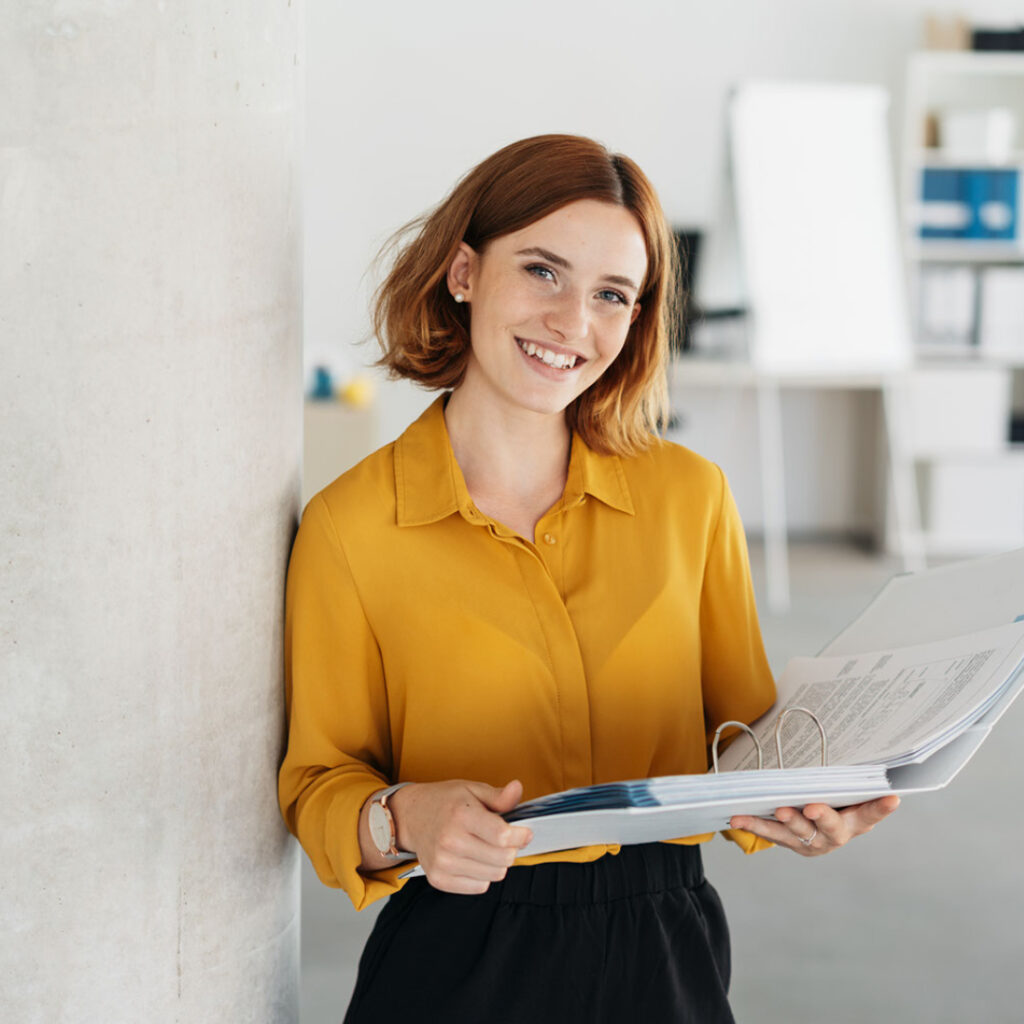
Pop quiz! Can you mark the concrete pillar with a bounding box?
[2,4,302,1021]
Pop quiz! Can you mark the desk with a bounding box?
[671,357,925,613]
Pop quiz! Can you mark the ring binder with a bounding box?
[712,706,828,773]
[711,721,763,773]
[774,706,828,769]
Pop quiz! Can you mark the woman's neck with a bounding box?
[443,388,571,540]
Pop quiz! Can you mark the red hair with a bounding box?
[373,134,680,455]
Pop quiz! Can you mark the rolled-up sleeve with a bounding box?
[278,493,409,909]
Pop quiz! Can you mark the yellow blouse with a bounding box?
[279,396,776,910]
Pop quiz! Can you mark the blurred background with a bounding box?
[299,2,1024,1022]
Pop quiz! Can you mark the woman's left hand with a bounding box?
[729,794,900,857]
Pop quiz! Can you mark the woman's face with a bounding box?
[448,199,647,422]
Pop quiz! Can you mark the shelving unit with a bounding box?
[900,50,1024,553]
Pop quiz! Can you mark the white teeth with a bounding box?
[518,339,579,370]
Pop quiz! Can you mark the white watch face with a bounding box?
[369,800,392,854]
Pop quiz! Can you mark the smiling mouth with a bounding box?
[515,338,583,370]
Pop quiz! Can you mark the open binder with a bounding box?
[401,548,1024,876]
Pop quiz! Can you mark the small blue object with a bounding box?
[1014,614,1024,624]
[311,365,334,400]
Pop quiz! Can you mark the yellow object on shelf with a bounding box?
[337,374,375,409]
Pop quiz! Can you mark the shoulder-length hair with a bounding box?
[373,134,680,456]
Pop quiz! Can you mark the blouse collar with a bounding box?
[394,395,634,528]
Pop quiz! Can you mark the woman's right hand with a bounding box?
[388,779,534,894]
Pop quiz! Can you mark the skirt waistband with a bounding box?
[466,842,705,907]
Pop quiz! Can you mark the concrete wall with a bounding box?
[1,4,302,1020]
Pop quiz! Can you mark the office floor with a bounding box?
[297,540,1024,1023]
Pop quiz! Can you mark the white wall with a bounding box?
[305,0,1023,532]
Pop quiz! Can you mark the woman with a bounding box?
[278,134,899,1022]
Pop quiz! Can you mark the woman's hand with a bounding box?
[729,794,900,857]
[387,779,534,893]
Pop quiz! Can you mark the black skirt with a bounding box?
[343,842,735,1023]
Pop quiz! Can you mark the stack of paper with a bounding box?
[490,765,891,861]
[505,766,889,822]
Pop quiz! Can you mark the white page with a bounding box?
[824,548,1024,656]
[717,621,1024,772]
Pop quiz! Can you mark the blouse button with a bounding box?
[543,533,557,545]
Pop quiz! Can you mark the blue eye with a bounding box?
[598,289,627,305]
[525,264,556,281]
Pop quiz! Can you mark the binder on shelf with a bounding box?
[978,265,1024,356]
[917,264,976,347]
[918,167,1019,241]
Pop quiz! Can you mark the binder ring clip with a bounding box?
[711,720,764,774]
[774,706,828,769]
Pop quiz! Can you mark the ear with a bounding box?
[446,242,477,303]
[629,301,641,326]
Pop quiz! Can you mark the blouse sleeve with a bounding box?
[277,493,409,910]
[700,467,777,854]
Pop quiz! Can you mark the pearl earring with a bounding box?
[454,292,465,303]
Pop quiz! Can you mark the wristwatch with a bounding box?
[368,782,415,860]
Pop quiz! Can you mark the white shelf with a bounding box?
[912,148,1024,168]
[912,446,1024,464]
[909,240,1024,263]
[918,533,1024,557]
[900,52,1024,557]
[913,345,1024,368]
[909,51,1024,77]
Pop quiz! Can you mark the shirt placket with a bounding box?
[467,502,594,791]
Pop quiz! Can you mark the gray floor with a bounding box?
[298,540,1024,1023]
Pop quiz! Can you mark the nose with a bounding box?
[544,286,590,341]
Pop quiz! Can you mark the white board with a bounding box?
[730,82,912,375]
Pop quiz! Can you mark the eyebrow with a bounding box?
[514,246,640,293]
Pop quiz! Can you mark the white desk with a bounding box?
[671,356,925,613]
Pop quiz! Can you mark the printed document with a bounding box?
[716,621,1024,773]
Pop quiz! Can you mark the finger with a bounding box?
[438,831,522,870]
[470,779,523,814]
[835,794,901,833]
[447,794,530,849]
[852,794,901,820]
[468,808,533,850]
[776,806,824,847]
[428,855,510,888]
[465,781,532,848]
[799,804,847,846]
[729,811,817,851]
[427,838,516,887]
[431,874,494,896]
